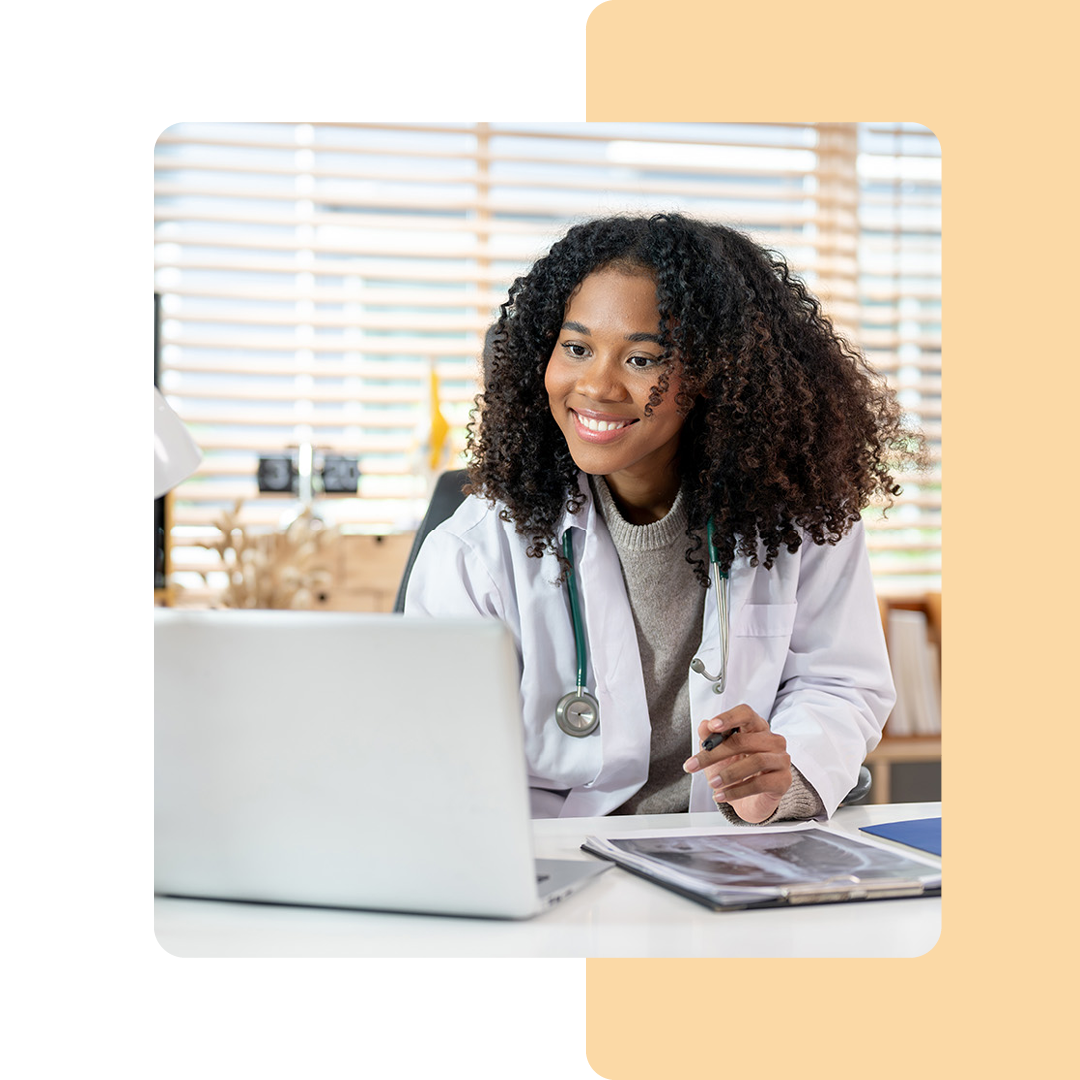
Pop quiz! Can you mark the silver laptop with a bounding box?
[155,609,609,918]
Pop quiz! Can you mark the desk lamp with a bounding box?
[154,386,201,498]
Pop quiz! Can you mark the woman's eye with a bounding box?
[562,342,588,358]
[627,354,662,369]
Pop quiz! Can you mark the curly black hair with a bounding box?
[466,212,924,587]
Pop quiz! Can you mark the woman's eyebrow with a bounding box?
[560,322,663,345]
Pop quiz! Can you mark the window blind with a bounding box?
[154,121,940,597]
[856,123,942,592]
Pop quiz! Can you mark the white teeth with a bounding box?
[576,413,631,432]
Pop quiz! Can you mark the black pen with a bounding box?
[701,727,739,752]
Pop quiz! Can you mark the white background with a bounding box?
[4,2,601,1076]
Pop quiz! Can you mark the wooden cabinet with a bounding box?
[309,533,415,613]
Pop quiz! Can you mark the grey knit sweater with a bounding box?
[591,476,823,823]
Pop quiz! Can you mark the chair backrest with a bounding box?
[392,469,470,612]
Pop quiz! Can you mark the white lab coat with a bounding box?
[404,472,893,819]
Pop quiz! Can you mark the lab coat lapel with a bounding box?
[688,552,754,811]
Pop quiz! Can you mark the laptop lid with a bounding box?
[155,609,548,919]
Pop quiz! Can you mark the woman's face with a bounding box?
[544,267,686,502]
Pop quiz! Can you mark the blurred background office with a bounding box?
[153,121,941,800]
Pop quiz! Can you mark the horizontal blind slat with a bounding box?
[161,358,476,379]
[155,227,855,269]
[162,333,484,356]
[159,284,511,308]
[155,168,860,207]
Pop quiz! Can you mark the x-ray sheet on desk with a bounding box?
[581,827,941,911]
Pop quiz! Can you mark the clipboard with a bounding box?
[581,826,941,912]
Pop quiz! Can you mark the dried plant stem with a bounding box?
[198,500,340,609]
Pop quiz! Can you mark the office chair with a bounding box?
[840,766,872,806]
[393,467,874,807]
[393,468,470,613]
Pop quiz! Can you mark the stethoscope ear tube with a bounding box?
[690,517,730,694]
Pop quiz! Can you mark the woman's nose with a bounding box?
[574,355,628,403]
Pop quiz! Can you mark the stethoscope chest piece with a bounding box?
[555,690,600,737]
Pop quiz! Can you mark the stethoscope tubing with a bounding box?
[562,529,588,694]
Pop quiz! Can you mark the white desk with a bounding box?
[155,801,940,958]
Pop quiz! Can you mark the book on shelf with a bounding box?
[884,608,941,737]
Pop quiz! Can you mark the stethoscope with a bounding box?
[554,517,731,738]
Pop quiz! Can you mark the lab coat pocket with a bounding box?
[728,603,799,717]
[522,714,604,790]
[734,602,798,637]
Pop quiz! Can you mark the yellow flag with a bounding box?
[428,368,450,470]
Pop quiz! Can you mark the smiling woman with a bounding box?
[405,212,924,825]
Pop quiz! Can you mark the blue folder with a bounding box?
[859,817,941,857]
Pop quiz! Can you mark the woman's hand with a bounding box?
[682,704,793,824]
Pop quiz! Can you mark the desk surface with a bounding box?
[155,802,941,958]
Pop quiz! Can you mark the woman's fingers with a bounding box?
[707,704,769,732]
[684,704,794,822]
[695,703,768,744]
[686,704,771,774]
[707,751,792,801]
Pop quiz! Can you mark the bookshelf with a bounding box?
[868,593,942,803]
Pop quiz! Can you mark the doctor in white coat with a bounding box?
[406,214,909,824]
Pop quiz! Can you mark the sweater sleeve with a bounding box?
[714,765,824,825]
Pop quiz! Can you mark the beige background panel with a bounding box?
[585,0,1074,1077]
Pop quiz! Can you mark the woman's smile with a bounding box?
[570,408,639,440]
